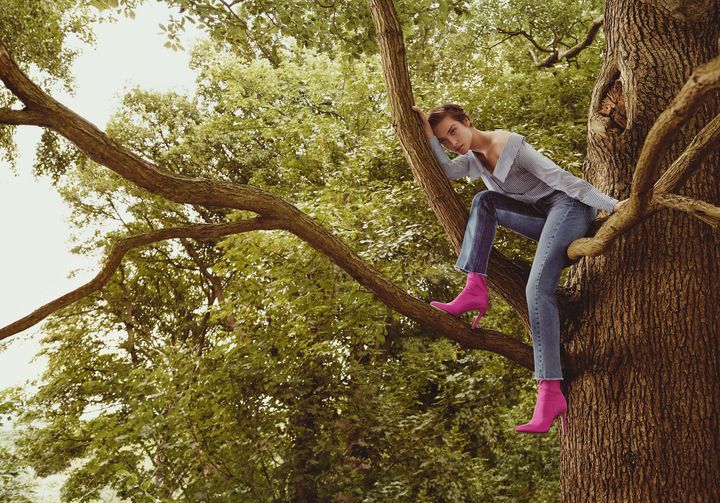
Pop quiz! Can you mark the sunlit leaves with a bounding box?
[0,0,608,498]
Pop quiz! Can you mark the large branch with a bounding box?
[0,41,536,371]
[567,55,720,259]
[0,107,49,126]
[0,44,279,215]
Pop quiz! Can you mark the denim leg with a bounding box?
[526,194,592,380]
[454,191,546,274]
[496,207,546,242]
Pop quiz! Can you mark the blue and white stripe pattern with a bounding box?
[428,132,619,213]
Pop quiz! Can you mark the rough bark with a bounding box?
[569,53,720,259]
[563,1,720,500]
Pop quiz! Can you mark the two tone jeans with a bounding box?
[454,189,597,380]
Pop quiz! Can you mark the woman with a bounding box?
[412,103,627,435]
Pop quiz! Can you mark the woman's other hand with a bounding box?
[613,198,629,213]
[412,105,434,140]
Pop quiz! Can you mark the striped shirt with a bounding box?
[428,132,619,213]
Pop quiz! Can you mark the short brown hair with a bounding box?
[428,103,472,130]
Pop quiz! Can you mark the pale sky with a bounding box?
[0,3,203,393]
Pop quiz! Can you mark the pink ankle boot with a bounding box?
[515,379,567,434]
[430,272,489,329]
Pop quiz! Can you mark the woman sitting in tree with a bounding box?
[412,103,628,435]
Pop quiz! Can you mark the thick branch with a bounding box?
[282,203,535,367]
[567,55,720,259]
[0,42,300,221]
[0,216,535,371]
[0,107,50,126]
[652,193,720,228]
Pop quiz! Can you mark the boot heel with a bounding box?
[470,305,488,329]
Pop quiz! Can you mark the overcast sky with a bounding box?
[0,3,203,393]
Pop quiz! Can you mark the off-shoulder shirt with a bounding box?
[428,132,619,213]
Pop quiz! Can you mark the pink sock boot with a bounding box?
[515,379,567,434]
[430,272,489,329]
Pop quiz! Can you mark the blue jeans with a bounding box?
[455,189,598,380]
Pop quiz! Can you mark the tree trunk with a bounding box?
[563,1,720,500]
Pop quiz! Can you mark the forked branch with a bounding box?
[567,55,720,259]
[498,15,604,68]
[0,218,282,340]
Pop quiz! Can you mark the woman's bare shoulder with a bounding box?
[491,130,513,153]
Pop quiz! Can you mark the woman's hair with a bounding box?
[428,103,472,130]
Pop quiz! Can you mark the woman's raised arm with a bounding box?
[412,106,471,180]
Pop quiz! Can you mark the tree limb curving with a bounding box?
[0,217,535,371]
[0,218,281,341]
[567,56,720,259]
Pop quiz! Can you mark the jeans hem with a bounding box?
[454,264,487,275]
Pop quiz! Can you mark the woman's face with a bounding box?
[433,116,473,155]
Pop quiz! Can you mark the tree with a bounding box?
[560,2,720,500]
[1,0,718,500]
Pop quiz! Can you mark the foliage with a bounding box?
[0,440,37,502]
[1,0,606,500]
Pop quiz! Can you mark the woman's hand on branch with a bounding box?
[412,105,434,140]
[613,198,629,213]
